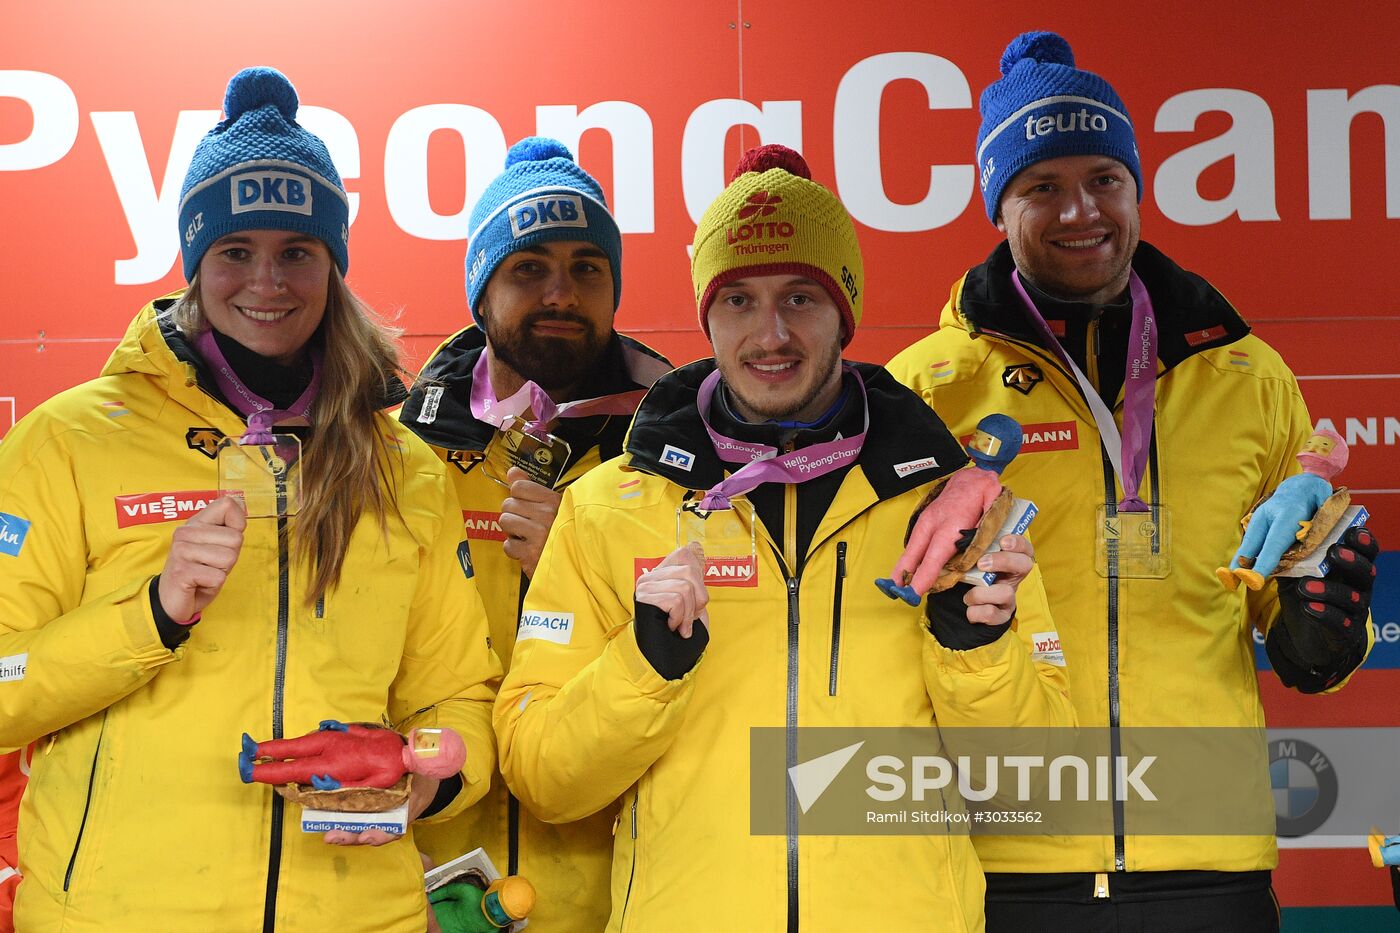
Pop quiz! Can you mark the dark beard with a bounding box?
[484,309,610,392]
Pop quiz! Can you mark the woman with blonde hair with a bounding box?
[0,67,500,932]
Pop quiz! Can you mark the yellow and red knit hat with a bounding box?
[691,145,863,348]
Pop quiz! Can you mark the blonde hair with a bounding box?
[172,268,408,604]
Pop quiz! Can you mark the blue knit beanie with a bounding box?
[975,32,1142,223]
[178,67,350,280]
[465,137,622,324]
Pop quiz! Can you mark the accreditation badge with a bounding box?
[482,415,571,489]
[218,434,303,518]
[1095,504,1171,578]
[677,499,759,586]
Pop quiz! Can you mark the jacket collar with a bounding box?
[957,240,1252,371]
[624,359,969,502]
[102,293,408,419]
[400,325,671,468]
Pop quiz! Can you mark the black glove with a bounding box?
[926,582,1012,650]
[633,599,709,681]
[1268,525,1378,685]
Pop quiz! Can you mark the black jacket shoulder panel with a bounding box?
[625,360,969,502]
[957,241,1252,371]
[400,327,673,460]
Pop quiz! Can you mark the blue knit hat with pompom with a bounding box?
[464,137,622,324]
[975,32,1141,222]
[178,66,349,279]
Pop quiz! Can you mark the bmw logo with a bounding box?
[1270,738,1338,837]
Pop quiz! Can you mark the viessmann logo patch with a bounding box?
[115,491,224,528]
[962,421,1080,455]
[634,556,759,587]
[462,510,507,542]
[1019,421,1079,453]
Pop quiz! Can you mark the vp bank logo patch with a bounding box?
[231,170,313,216]
[509,195,587,238]
[0,512,31,557]
[1030,631,1066,667]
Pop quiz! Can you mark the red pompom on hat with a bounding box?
[729,144,812,182]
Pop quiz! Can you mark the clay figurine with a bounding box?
[239,720,466,811]
[1217,430,1350,591]
[876,414,1022,605]
[430,876,536,932]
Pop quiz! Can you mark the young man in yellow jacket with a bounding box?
[496,144,1076,932]
[400,137,669,931]
[887,31,1380,932]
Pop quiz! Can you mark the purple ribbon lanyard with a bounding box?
[694,364,868,511]
[1010,270,1157,513]
[193,329,321,445]
[468,348,662,437]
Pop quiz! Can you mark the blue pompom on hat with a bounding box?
[974,31,1142,223]
[464,137,622,325]
[178,66,350,280]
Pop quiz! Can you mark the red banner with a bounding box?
[2,2,1397,917]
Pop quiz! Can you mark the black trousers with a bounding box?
[985,871,1280,933]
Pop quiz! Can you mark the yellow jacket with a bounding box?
[887,242,1372,875]
[400,325,670,931]
[496,361,1074,932]
[0,298,501,932]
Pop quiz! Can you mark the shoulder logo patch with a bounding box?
[660,444,695,472]
[456,540,474,578]
[1002,364,1043,395]
[1030,631,1066,667]
[0,512,31,557]
[894,456,939,478]
[1185,325,1229,347]
[417,386,445,424]
[0,652,27,683]
[518,611,574,645]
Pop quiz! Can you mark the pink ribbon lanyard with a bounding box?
[468,347,663,436]
[192,329,322,444]
[1010,270,1158,513]
[694,365,868,511]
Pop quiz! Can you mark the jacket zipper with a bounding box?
[780,478,801,933]
[785,572,801,933]
[62,712,108,892]
[1102,451,1126,873]
[619,792,639,931]
[828,542,847,697]
[262,492,292,932]
[508,571,530,876]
